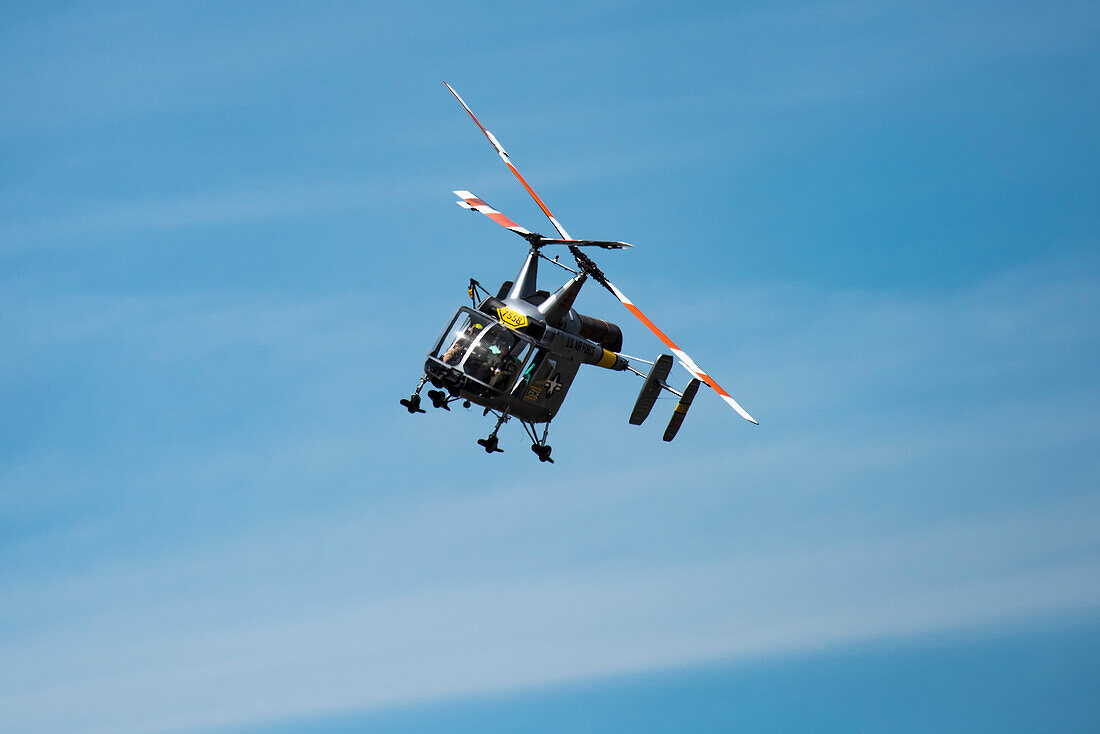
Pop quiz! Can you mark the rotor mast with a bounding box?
[506,247,540,300]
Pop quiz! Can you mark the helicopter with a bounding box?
[400,82,757,462]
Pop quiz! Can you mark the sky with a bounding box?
[1,1,1099,732]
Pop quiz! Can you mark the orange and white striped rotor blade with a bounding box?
[454,190,533,238]
[604,279,758,424]
[444,81,572,240]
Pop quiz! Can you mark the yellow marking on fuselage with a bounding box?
[496,307,528,330]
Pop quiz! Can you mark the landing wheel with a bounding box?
[399,394,425,414]
[531,444,554,463]
[477,435,503,454]
[427,389,450,410]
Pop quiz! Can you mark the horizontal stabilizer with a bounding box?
[663,378,700,442]
[630,354,673,425]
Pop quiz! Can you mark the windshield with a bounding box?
[433,312,487,367]
[431,310,535,392]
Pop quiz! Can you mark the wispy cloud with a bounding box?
[1,492,1096,734]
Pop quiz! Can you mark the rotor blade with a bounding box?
[539,238,633,250]
[454,190,533,238]
[454,192,631,249]
[444,81,572,240]
[578,261,757,424]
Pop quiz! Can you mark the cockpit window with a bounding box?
[430,309,535,393]
[432,312,486,365]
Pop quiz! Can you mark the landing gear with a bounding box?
[522,421,554,463]
[400,376,428,414]
[424,398,551,462]
[477,410,509,454]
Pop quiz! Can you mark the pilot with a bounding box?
[440,321,483,365]
[440,338,466,365]
[486,343,522,389]
[491,360,517,387]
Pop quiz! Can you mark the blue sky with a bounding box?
[2,1,1099,732]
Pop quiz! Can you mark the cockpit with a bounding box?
[428,308,538,395]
